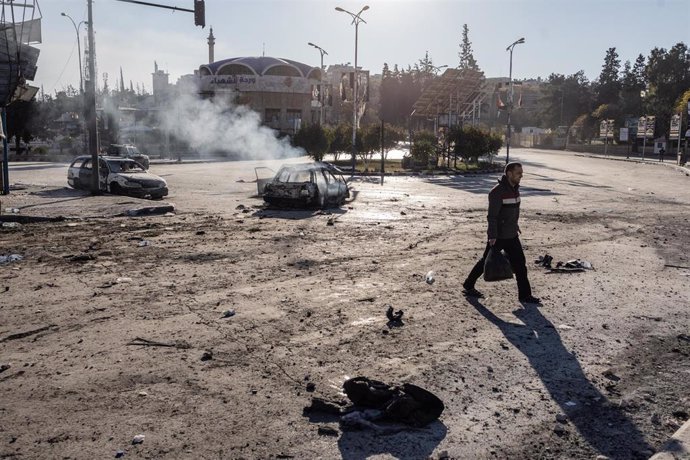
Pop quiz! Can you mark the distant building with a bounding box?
[197,56,323,133]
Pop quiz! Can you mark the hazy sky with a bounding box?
[31,0,690,95]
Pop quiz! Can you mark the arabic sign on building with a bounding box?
[198,75,313,94]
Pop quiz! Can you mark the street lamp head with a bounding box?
[517,37,525,44]
[362,5,370,11]
[308,42,315,47]
[61,12,67,16]
[335,7,345,12]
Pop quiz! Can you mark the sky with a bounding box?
[26,0,690,95]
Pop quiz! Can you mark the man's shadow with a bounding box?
[467,298,652,458]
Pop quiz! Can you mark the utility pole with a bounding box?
[86,0,100,194]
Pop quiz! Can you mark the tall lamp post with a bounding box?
[308,42,328,125]
[335,4,369,174]
[60,13,87,94]
[505,37,525,164]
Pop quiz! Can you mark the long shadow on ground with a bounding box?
[466,298,653,459]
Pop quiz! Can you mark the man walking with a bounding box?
[462,162,541,304]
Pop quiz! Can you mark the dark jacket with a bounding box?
[487,175,520,239]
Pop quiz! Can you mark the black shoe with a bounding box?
[520,295,542,305]
[463,287,485,298]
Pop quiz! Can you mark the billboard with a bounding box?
[637,116,655,138]
[670,114,680,138]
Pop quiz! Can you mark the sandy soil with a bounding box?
[1,155,690,459]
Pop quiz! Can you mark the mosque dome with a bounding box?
[199,57,322,80]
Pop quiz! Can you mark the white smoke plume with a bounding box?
[158,83,304,159]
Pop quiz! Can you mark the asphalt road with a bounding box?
[7,149,690,217]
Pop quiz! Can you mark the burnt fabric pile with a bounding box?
[304,377,444,431]
[535,254,594,273]
[341,377,444,428]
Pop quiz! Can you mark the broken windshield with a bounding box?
[107,160,145,173]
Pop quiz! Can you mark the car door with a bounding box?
[325,171,345,203]
[79,159,93,189]
[98,159,109,191]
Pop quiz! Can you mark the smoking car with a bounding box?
[263,162,349,208]
[107,144,150,169]
[67,156,168,199]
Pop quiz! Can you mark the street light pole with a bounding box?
[505,37,525,164]
[335,5,369,175]
[308,42,328,126]
[60,13,86,94]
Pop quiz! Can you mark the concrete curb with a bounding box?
[573,153,690,176]
[649,418,690,459]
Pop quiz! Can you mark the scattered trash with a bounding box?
[306,382,316,392]
[65,253,96,262]
[1,222,21,229]
[195,230,206,236]
[385,306,404,327]
[565,401,577,407]
[425,271,435,285]
[131,434,145,445]
[602,370,621,382]
[557,324,574,330]
[317,426,338,437]
[556,413,568,424]
[534,254,554,269]
[327,217,335,226]
[137,240,151,247]
[116,277,133,284]
[400,211,407,216]
[0,363,10,373]
[4,208,20,214]
[115,450,125,458]
[236,204,246,210]
[221,309,236,318]
[201,350,213,361]
[138,391,148,397]
[0,254,23,264]
[553,424,568,436]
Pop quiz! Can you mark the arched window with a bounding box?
[264,65,301,77]
[217,64,255,76]
[199,67,212,76]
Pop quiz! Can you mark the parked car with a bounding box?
[106,144,150,169]
[263,162,349,208]
[68,156,168,199]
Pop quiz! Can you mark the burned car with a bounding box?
[68,156,168,199]
[262,162,349,208]
[107,144,150,170]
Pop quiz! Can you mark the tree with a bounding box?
[620,55,646,117]
[409,130,437,166]
[644,43,690,137]
[458,24,479,70]
[596,47,621,106]
[293,124,330,161]
[451,126,488,164]
[539,71,594,130]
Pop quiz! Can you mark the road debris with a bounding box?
[385,306,404,327]
[126,337,191,349]
[221,309,236,318]
[425,271,435,285]
[131,434,145,445]
[0,254,23,264]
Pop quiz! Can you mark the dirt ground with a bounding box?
[2,155,690,459]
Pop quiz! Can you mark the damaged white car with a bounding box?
[68,156,168,199]
[262,162,349,208]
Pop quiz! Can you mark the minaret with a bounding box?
[207,27,215,64]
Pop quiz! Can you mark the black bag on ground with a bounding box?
[483,247,513,282]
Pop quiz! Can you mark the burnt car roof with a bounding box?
[278,162,345,173]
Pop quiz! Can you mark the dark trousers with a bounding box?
[464,236,532,299]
